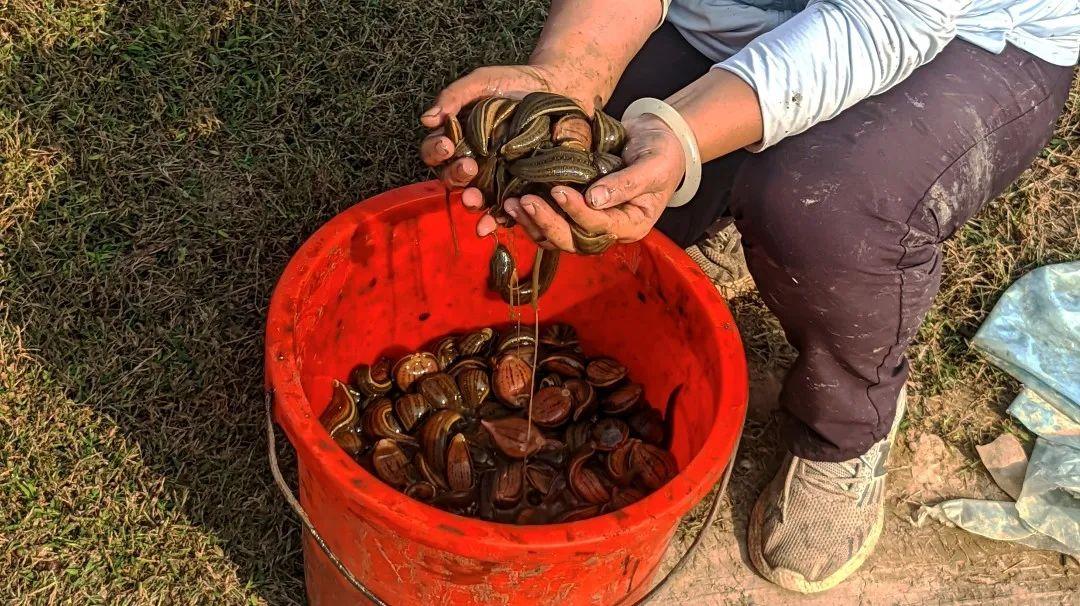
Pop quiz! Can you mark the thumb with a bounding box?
[584,157,661,210]
[421,72,490,128]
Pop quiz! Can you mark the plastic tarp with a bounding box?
[916,262,1079,556]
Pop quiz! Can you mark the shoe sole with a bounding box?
[747,490,885,593]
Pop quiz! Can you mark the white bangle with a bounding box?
[621,97,702,208]
[656,0,670,30]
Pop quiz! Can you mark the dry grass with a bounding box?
[0,1,1076,603]
[908,83,1079,447]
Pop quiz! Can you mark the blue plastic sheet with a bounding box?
[917,262,1080,556]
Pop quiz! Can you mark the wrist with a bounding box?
[526,55,609,115]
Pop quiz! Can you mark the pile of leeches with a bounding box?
[319,324,679,524]
[443,92,629,305]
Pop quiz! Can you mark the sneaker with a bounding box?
[748,387,907,593]
[685,222,752,293]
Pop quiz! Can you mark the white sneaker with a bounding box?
[748,388,906,593]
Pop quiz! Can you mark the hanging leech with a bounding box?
[487,243,560,306]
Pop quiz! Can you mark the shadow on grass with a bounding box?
[1,1,543,602]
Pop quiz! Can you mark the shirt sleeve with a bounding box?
[716,0,968,151]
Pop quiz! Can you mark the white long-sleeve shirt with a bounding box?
[663,0,1080,149]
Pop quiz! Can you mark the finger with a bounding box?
[584,158,661,210]
[461,187,485,210]
[439,158,478,188]
[603,198,655,242]
[549,186,612,234]
[420,134,454,167]
[476,213,498,237]
[503,198,546,244]
[519,194,575,252]
[420,105,445,129]
[551,186,653,243]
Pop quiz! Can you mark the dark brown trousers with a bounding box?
[606,24,1075,461]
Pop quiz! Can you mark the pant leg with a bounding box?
[605,23,748,248]
[728,41,1075,461]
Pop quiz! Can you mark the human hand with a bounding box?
[486,114,685,250]
[419,65,597,213]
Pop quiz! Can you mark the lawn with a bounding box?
[1,2,1076,604]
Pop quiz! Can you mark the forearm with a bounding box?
[666,70,763,162]
[529,0,663,111]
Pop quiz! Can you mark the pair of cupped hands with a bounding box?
[419,66,685,253]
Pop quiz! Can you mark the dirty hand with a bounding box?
[419,65,595,211]
[485,114,684,251]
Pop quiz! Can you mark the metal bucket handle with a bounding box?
[266,391,742,605]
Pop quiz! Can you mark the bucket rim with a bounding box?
[265,180,748,555]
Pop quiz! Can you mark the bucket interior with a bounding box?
[287,188,739,471]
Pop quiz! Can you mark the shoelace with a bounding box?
[795,449,880,500]
[778,452,879,521]
[697,227,741,265]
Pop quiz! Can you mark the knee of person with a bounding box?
[732,153,890,275]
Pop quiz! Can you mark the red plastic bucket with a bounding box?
[265,181,747,605]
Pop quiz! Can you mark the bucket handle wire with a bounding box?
[266,390,743,605]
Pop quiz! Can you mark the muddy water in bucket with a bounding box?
[266,181,747,605]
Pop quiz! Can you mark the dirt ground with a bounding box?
[646,286,1080,605]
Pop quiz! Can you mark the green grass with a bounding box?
[0,1,1076,603]
[0,1,546,603]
